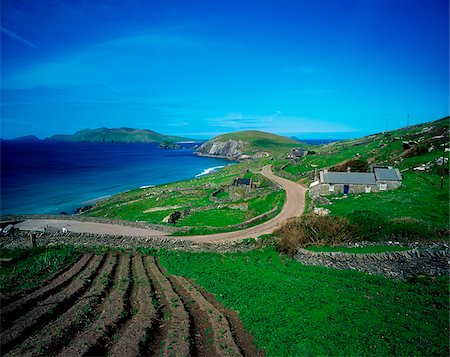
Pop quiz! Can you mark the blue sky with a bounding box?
[1,0,448,139]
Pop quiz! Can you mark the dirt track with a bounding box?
[14,165,306,243]
[2,253,260,356]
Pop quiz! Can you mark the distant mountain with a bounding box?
[46,127,191,143]
[11,135,41,142]
[196,130,302,160]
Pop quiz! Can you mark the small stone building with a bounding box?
[286,148,307,161]
[310,167,402,196]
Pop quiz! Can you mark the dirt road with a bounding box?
[15,165,306,243]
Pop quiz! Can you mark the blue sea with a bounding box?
[0,142,230,215]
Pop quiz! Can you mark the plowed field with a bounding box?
[1,253,259,357]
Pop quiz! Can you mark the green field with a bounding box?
[159,247,448,356]
[318,171,449,229]
[0,246,80,294]
[217,130,302,156]
[84,161,284,232]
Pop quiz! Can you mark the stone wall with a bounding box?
[0,230,261,253]
[294,248,449,280]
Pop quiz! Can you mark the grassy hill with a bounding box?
[46,127,190,143]
[276,116,449,233]
[198,130,304,158]
[279,116,449,176]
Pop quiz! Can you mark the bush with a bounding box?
[274,215,357,255]
[331,159,369,172]
[403,143,428,158]
[384,218,437,242]
[347,210,387,241]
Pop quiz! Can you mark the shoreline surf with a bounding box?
[1,141,231,215]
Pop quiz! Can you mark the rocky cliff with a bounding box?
[196,138,246,159]
[196,130,299,160]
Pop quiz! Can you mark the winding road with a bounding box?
[14,165,306,243]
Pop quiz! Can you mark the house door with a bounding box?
[343,185,349,194]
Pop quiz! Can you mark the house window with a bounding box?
[379,183,387,191]
[365,186,371,193]
[328,184,335,192]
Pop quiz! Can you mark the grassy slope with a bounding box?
[281,117,449,175]
[215,130,303,156]
[84,160,284,230]
[280,117,449,230]
[160,247,448,356]
[0,246,80,294]
[320,171,449,228]
[47,127,190,143]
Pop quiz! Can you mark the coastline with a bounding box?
[1,141,231,216]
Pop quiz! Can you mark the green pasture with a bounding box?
[159,247,449,356]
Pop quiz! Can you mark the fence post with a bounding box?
[28,232,36,248]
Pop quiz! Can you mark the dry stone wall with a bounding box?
[294,248,449,280]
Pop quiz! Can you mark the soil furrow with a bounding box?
[0,253,82,309]
[144,255,191,357]
[199,288,265,357]
[158,261,241,357]
[58,254,132,356]
[0,254,104,354]
[9,253,118,357]
[109,254,158,357]
[0,253,93,328]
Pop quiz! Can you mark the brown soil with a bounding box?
[58,254,132,356]
[0,253,92,329]
[3,253,260,356]
[168,273,242,356]
[0,252,83,308]
[0,254,100,354]
[144,255,191,357]
[200,287,265,357]
[9,253,118,356]
[109,254,158,357]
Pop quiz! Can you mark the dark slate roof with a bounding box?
[235,178,251,185]
[322,172,376,185]
[374,168,402,181]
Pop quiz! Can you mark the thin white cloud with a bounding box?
[2,30,205,89]
[1,26,38,49]
[208,112,357,133]
[95,32,205,49]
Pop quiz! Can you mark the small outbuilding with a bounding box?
[286,148,307,161]
[233,178,252,186]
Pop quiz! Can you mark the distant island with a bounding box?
[10,135,41,142]
[43,127,192,144]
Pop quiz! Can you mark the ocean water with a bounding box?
[0,142,230,215]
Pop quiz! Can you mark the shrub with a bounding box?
[403,143,428,158]
[331,159,369,172]
[274,215,357,255]
[347,209,387,241]
[384,218,437,242]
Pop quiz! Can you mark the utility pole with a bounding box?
[385,118,388,132]
[407,113,410,127]
[441,128,447,189]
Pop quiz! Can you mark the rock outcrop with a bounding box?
[196,139,246,160]
[196,138,271,160]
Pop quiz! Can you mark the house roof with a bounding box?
[321,172,376,185]
[374,168,402,181]
[235,178,251,185]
